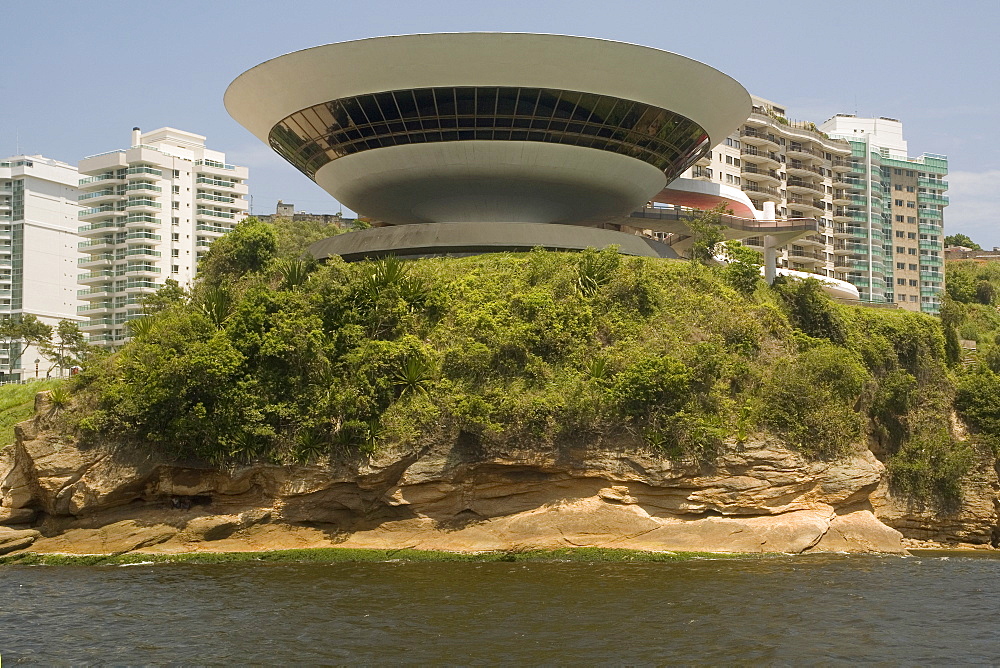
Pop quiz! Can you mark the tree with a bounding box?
[195,217,277,289]
[38,319,92,377]
[0,314,53,380]
[685,203,729,265]
[944,233,981,250]
[140,278,187,314]
[721,240,763,295]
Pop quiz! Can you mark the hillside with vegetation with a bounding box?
[28,217,980,508]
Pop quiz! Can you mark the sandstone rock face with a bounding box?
[872,449,1000,546]
[0,411,907,555]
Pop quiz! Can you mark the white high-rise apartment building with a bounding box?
[684,97,946,314]
[77,128,249,346]
[0,156,82,380]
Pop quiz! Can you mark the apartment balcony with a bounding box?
[123,265,162,278]
[123,232,161,244]
[741,165,780,187]
[77,302,113,316]
[123,280,160,295]
[918,223,942,236]
[125,182,162,194]
[786,144,824,161]
[919,256,943,268]
[918,177,948,191]
[121,248,161,260]
[786,196,825,215]
[919,240,942,252]
[195,159,247,180]
[690,166,712,181]
[79,220,124,237]
[0,258,12,270]
[79,205,122,221]
[786,161,825,178]
[832,191,852,205]
[196,224,232,237]
[797,233,827,248]
[77,189,121,205]
[920,270,944,282]
[743,182,781,202]
[79,270,115,284]
[195,177,248,194]
[81,318,114,332]
[125,166,163,179]
[124,215,161,230]
[918,208,943,220]
[196,191,236,205]
[78,254,114,269]
[196,237,213,247]
[740,145,781,168]
[124,198,161,214]
[787,247,826,264]
[740,127,780,150]
[196,208,236,221]
[78,237,116,252]
[785,178,824,195]
[831,158,854,172]
[78,285,113,301]
[79,173,126,188]
[918,193,949,206]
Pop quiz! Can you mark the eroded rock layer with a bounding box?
[0,399,907,556]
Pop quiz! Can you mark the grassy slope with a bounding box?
[0,379,64,447]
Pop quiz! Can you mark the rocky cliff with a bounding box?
[0,392,914,557]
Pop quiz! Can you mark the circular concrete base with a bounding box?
[308,222,679,262]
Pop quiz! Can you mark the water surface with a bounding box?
[2,552,998,664]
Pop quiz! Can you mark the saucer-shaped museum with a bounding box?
[226,33,821,265]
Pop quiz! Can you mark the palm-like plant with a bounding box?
[126,316,156,339]
[394,355,434,397]
[274,258,311,289]
[199,286,234,329]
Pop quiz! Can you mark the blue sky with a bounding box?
[3,0,998,244]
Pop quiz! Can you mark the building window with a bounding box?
[907,217,916,224]
[895,215,904,222]
[172,233,179,242]
[173,170,180,178]
[172,185,180,194]
[895,199,904,207]
[908,248,917,255]
[907,202,916,208]
[909,279,918,287]
[897,294,906,301]
[909,295,918,302]
[171,264,179,273]
[171,249,179,258]
[897,278,906,285]
[172,217,179,225]
[897,262,905,269]
[896,246,906,254]
[907,232,916,239]
[906,186,915,192]
[909,264,917,271]
[895,231,904,238]
[172,201,180,209]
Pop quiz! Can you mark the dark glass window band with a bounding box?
[268,86,711,179]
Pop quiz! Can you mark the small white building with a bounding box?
[0,156,83,380]
[77,128,249,346]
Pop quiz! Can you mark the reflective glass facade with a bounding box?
[269,87,710,179]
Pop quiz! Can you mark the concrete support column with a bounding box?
[764,234,778,285]
[761,202,778,285]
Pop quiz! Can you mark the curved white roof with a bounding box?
[225,33,751,148]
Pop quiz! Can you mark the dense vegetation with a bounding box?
[44,218,986,506]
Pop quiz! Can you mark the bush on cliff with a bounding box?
[64,218,973,504]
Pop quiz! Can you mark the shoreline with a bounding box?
[0,544,996,567]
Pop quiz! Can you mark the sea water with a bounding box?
[1,551,998,664]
